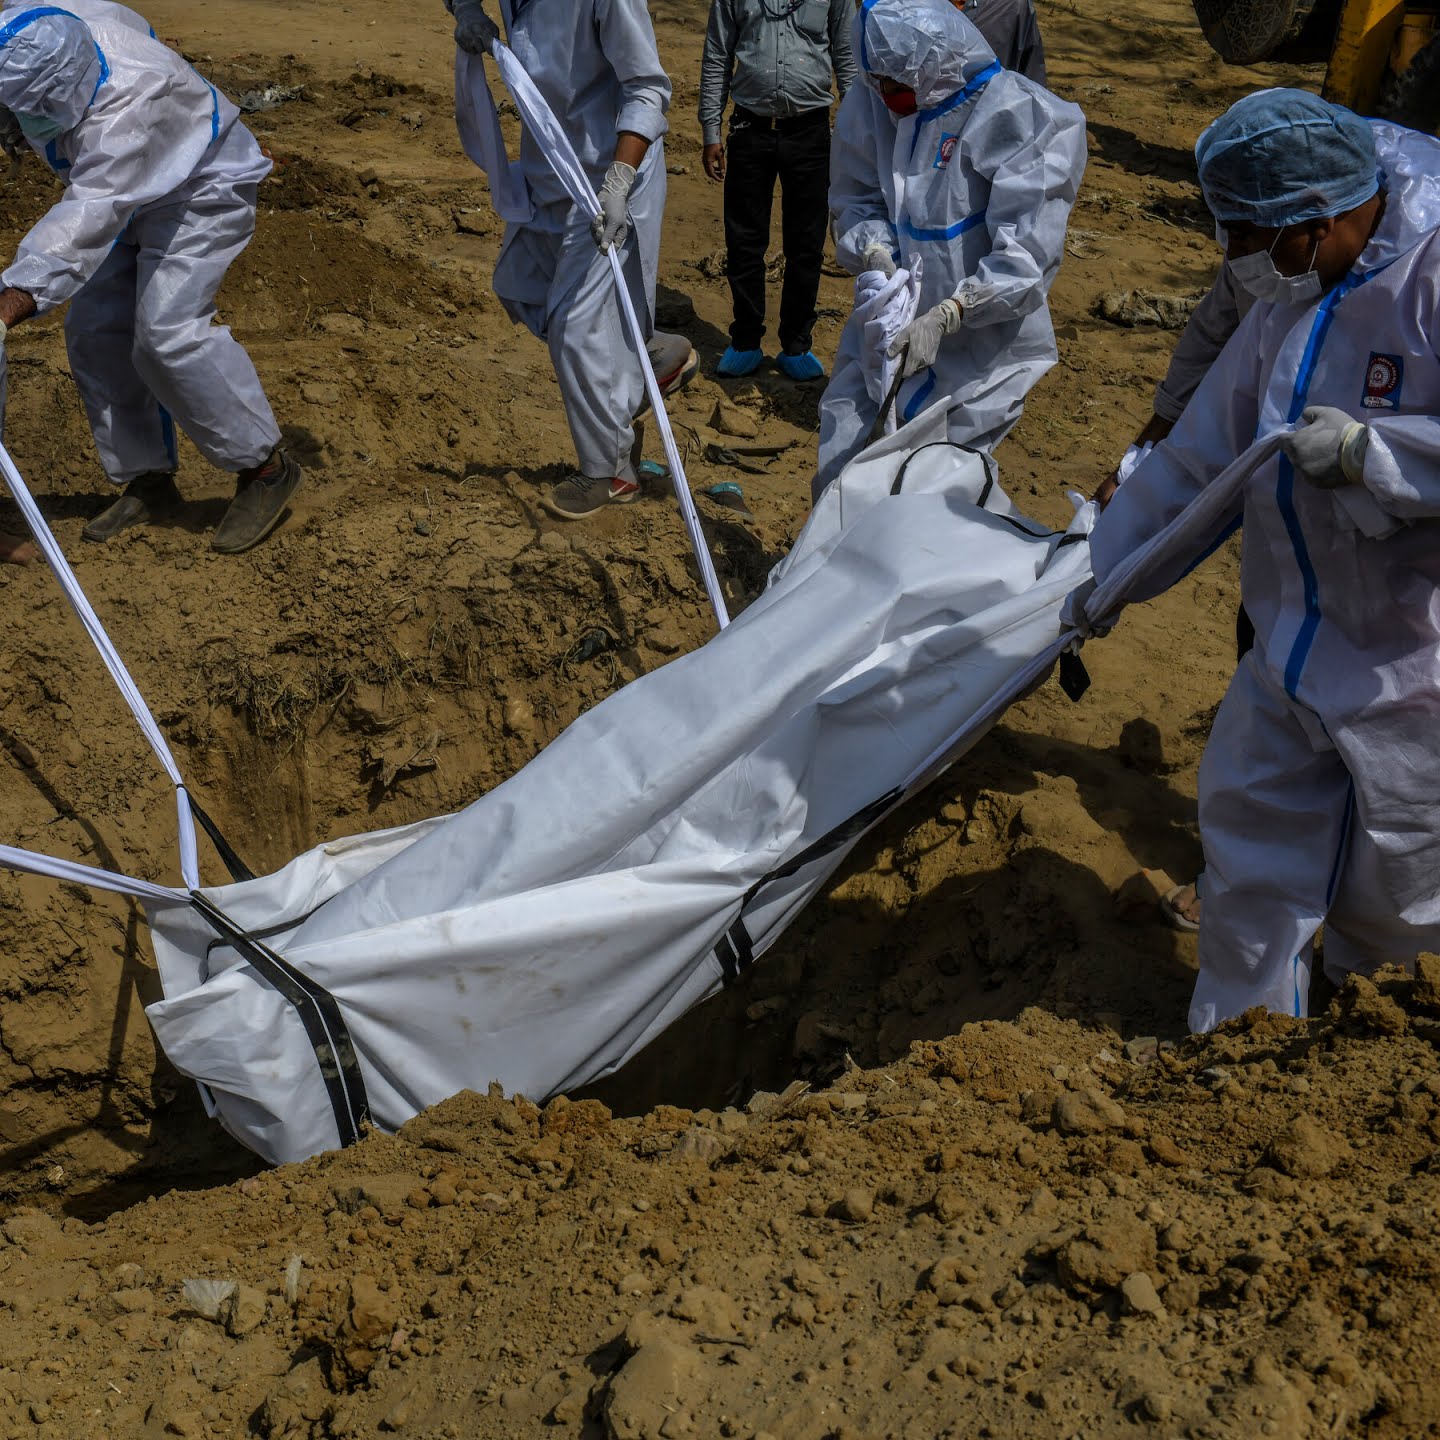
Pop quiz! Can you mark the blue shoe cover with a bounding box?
[776,350,825,381]
[717,346,764,377]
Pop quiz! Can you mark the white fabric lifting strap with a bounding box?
[459,43,731,630]
[0,437,198,897]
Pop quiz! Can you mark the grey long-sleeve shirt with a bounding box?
[962,0,1047,85]
[699,0,856,146]
[1153,262,1256,422]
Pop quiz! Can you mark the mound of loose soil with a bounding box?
[4,971,1440,1438]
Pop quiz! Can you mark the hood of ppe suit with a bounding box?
[1,0,154,38]
[1364,120,1440,269]
[0,9,104,134]
[1195,87,1377,227]
[855,0,997,111]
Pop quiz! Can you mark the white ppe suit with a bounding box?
[816,0,1084,495]
[487,0,670,485]
[0,3,279,482]
[1089,121,1440,1033]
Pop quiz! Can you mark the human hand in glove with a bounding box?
[591,161,637,252]
[1281,405,1370,489]
[861,242,897,278]
[448,0,499,55]
[1060,578,1110,641]
[887,298,962,378]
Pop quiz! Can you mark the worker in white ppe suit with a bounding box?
[445,0,698,521]
[0,2,300,554]
[816,0,1084,497]
[0,0,142,567]
[1082,89,1440,1033]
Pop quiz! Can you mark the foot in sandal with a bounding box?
[1161,881,1202,932]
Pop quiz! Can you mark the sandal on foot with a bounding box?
[1161,883,1202,933]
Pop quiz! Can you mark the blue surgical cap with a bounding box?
[1195,88,1378,227]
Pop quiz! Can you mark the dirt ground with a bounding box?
[4,0,1436,1436]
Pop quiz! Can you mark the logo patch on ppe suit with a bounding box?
[1362,353,1403,409]
[933,133,958,169]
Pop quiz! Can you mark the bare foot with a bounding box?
[0,532,37,566]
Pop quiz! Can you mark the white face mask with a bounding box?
[1227,226,1322,306]
[16,112,64,143]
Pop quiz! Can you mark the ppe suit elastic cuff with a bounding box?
[953,281,991,320]
[1151,385,1186,425]
[615,102,668,144]
[1339,421,1369,484]
[840,226,895,267]
[1,266,52,316]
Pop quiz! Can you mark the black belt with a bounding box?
[730,105,830,133]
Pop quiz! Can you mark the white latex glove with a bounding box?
[887,298,962,379]
[1281,404,1369,489]
[448,0,499,55]
[592,161,637,252]
[861,242,897,278]
[1116,440,1154,484]
[1060,577,1109,640]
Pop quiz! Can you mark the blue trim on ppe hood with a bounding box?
[0,6,74,45]
[916,59,1000,125]
[858,0,880,74]
[0,7,110,118]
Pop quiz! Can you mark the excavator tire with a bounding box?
[1191,0,1317,62]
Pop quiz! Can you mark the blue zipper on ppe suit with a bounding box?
[1273,264,1392,699]
[1271,264,1390,1012]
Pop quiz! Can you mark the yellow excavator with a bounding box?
[1193,0,1439,133]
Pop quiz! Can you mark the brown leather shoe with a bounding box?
[82,471,181,543]
[212,448,302,554]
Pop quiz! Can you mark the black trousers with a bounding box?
[723,107,830,354]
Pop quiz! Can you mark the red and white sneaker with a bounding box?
[637,332,700,416]
[543,472,640,520]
